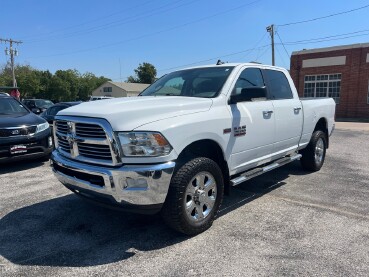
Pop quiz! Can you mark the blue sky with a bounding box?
[1,0,369,80]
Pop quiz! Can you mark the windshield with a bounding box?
[35,99,54,108]
[140,66,235,98]
[0,98,29,115]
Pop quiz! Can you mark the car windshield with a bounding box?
[140,66,235,98]
[0,98,29,115]
[35,99,54,108]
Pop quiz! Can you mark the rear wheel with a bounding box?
[161,157,224,235]
[300,130,327,171]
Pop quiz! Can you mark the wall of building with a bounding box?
[91,83,128,98]
[290,45,369,119]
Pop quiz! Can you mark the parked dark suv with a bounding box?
[22,99,54,114]
[0,95,53,163]
[40,101,82,125]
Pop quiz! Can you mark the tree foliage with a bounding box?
[0,63,110,102]
[127,62,157,84]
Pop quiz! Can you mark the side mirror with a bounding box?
[229,87,267,104]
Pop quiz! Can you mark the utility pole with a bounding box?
[1,38,22,87]
[266,24,275,66]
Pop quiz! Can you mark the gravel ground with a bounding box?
[1,129,368,276]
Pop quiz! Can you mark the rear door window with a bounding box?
[264,69,293,100]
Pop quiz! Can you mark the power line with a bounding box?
[281,28,369,44]
[277,4,369,27]
[275,45,287,68]
[241,32,268,61]
[25,0,262,59]
[283,32,369,45]
[131,27,369,76]
[25,0,195,43]
[21,0,156,40]
[110,44,270,80]
[107,27,369,80]
[255,46,269,62]
[275,31,289,59]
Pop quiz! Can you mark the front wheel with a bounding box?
[300,130,327,171]
[161,157,224,235]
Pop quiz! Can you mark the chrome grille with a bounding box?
[75,123,106,138]
[77,142,112,161]
[54,117,120,166]
[55,121,68,135]
[57,136,70,153]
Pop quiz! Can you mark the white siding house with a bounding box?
[91,81,150,98]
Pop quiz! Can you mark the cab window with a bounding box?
[232,68,265,98]
[264,69,293,100]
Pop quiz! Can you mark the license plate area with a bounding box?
[10,145,28,155]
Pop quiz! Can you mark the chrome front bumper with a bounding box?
[51,151,175,207]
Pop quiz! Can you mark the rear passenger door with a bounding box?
[264,69,303,158]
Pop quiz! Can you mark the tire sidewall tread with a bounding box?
[161,157,224,236]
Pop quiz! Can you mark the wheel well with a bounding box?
[314,118,329,148]
[177,140,230,195]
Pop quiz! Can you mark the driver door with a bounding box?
[228,67,275,174]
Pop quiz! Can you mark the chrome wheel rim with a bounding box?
[185,171,217,222]
[315,138,324,164]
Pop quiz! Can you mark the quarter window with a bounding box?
[264,69,293,100]
[304,74,341,103]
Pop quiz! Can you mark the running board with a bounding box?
[230,153,302,186]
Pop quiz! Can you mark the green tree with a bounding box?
[127,62,157,84]
[0,63,111,101]
[79,72,110,101]
[49,76,71,102]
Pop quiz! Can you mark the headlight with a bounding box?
[118,132,172,157]
[36,122,49,133]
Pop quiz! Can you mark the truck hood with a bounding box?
[58,96,213,130]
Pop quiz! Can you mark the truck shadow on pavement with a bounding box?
[0,161,308,267]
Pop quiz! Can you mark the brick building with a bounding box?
[290,43,369,119]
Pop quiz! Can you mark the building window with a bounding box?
[103,87,112,93]
[304,74,341,103]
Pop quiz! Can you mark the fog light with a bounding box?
[125,178,148,189]
[48,136,53,147]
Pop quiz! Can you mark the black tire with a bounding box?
[161,157,224,235]
[300,130,327,172]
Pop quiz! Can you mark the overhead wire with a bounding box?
[275,30,290,58]
[25,0,262,59]
[25,0,197,43]
[277,4,369,27]
[21,0,156,40]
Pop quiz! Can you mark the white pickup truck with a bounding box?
[51,63,335,235]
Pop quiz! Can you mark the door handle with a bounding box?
[263,110,273,116]
[294,107,302,112]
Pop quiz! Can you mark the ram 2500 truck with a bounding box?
[50,63,335,235]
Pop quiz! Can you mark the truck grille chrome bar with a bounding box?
[54,116,122,166]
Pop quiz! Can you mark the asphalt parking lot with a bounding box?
[1,128,369,276]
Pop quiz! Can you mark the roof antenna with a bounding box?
[216,59,225,65]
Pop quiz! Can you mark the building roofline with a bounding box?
[291,42,369,55]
